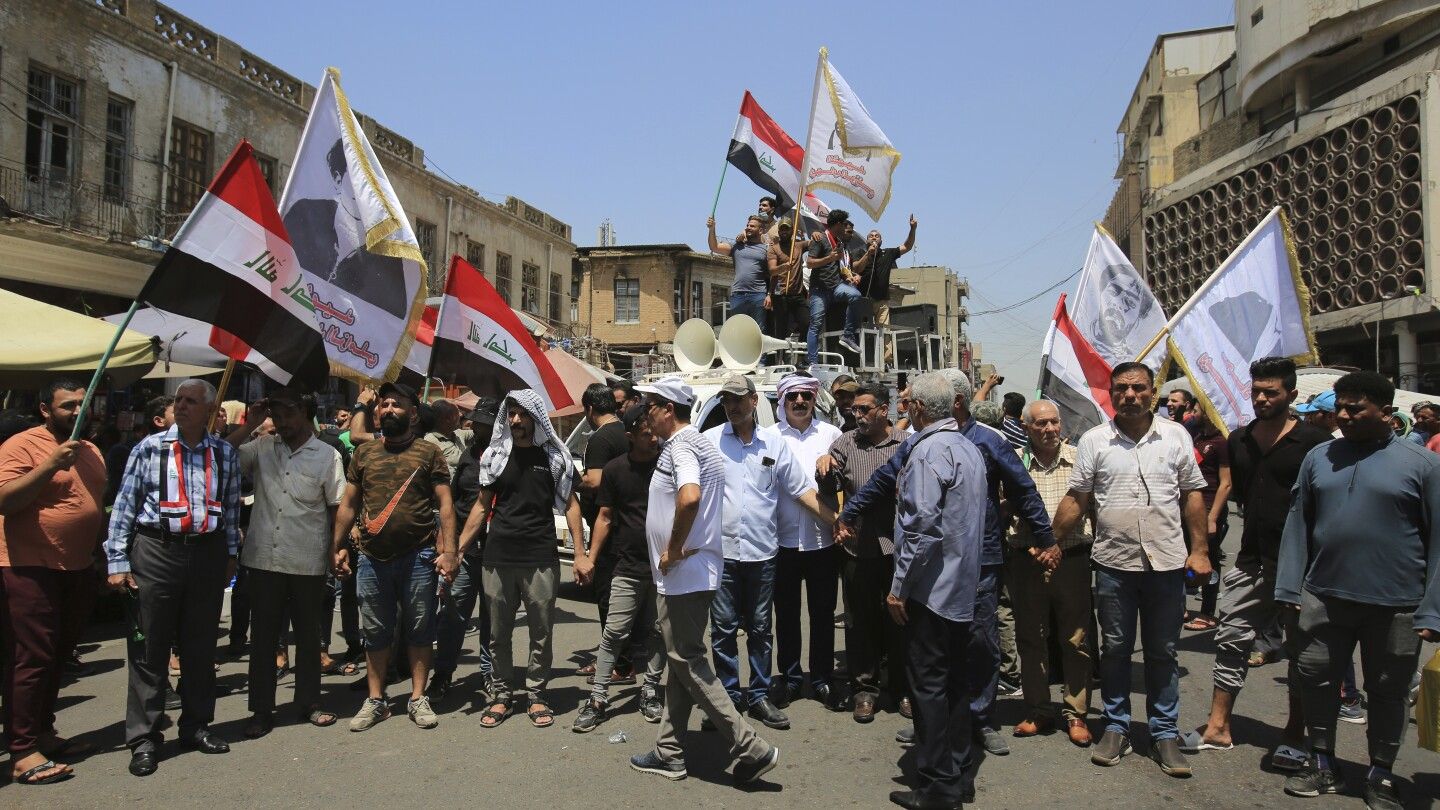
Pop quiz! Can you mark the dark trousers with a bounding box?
[775,544,839,692]
[126,533,228,751]
[767,293,809,341]
[711,558,777,706]
[0,567,96,755]
[841,553,905,698]
[907,600,974,803]
[228,563,251,647]
[1294,589,1423,767]
[246,569,325,715]
[434,549,493,678]
[966,564,1003,730]
[321,570,361,654]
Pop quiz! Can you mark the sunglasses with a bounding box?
[850,404,878,414]
[784,391,815,402]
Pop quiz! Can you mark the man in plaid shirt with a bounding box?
[105,379,240,777]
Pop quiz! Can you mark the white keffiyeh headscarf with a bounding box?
[477,388,575,513]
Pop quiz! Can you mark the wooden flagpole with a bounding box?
[791,48,828,260]
[206,358,237,431]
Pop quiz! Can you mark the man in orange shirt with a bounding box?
[0,380,106,785]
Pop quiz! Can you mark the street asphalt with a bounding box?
[4,562,1437,809]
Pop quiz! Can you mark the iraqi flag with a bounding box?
[395,301,439,391]
[728,91,804,212]
[430,256,573,414]
[138,140,328,388]
[1038,294,1114,440]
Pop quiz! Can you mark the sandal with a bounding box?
[304,707,338,727]
[1184,616,1217,631]
[527,700,555,728]
[243,713,274,739]
[13,759,73,785]
[321,658,358,676]
[479,700,513,729]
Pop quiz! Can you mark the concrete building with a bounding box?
[1103,27,1236,264]
[889,265,970,367]
[1116,0,1440,393]
[0,0,576,338]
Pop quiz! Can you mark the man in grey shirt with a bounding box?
[423,399,473,470]
[885,372,987,810]
[1275,371,1440,809]
[707,214,772,329]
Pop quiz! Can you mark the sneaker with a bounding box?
[1364,771,1404,810]
[1284,762,1345,797]
[838,336,861,354]
[407,696,438,729]
[426,672,452,702]
[572,699,605,733]
[976,726,1010,756]
[895,726,915,748]
[640,689,663,724]
[996,677,1023,697]
[1091,731,1131,766]
[630,750,687,781]
[1339,697,1367,724]
[349,697,391,731]
[732,746,779,784]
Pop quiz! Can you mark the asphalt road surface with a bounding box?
[6,567,1437,809]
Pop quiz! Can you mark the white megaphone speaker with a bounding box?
[718,314,798,370]
[673,318,717,372]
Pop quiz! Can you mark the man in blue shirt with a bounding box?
[105,379,241,777]
[703,375,833,730]
[837,368,1060,755]
[885,372,988,810]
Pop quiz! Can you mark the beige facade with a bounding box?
[0,0,575,329]
[889,265,969,366]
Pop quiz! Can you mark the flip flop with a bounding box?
[1178,729,1233,754]
[1183,617,1217,631]
[1270,744,1307,772]
[13,759,73,785]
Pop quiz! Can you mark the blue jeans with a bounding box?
[806,283,863,364]
[433,549,493,678]
[356,546,439,650]
[728,292,768,331]
[966,565,1003,730]
[711,558,776,706]
[1093,565,1185,740]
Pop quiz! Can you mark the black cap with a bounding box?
[377,381,419,407]
[465,396,501,425]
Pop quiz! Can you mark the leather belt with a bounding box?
[135,526,223,546]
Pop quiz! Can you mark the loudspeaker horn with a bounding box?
[673,318,717,372]
[717,314,798,369]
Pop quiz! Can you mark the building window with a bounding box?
[549,272,563,323]
[25,67,80,184]
[465,239,484,271]
[253,151,278,196]
[691,281,704,325]
[710,284,728,325]
[673,276,685,323]
[496,252,513,305]
[521,261,541,315]
[614,277,640,324]
[168,118,213,217]
[413,218,439,291]
[103,95,133,202]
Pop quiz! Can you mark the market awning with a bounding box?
[0,287,156,388]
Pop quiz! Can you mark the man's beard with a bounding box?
[379,414,409,438]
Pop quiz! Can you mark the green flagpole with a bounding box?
[70,297,144,441]
[709,158,730,219]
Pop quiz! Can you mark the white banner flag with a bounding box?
[1070,225,1168,372]
[1166,208,1317,432]
[802,48,901,221]
[278,68,427,384]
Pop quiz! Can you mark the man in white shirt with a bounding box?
[1053,362,1211,778]
[226,388,345,738]
[704,374,834,731]
[628,376,780,786]
[772,372,843,708]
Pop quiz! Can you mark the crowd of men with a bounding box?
[0,352,1436,809]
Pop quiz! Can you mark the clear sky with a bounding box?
[183,0,1235,396]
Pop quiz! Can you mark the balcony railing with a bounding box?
[0,158,171,245]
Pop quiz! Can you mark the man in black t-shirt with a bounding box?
[576,384,629,679]
[462,390,582,729]
[571,406,666,732]
[852,215,916,366]
[804,209,867,365]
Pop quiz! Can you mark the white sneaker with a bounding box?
[349,697,391,731]
[408,696,439,729]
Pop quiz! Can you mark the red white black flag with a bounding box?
[138,140,328,388]
[428,256,574,414]
[728,91,805,212]
[1039,294,1115,440]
